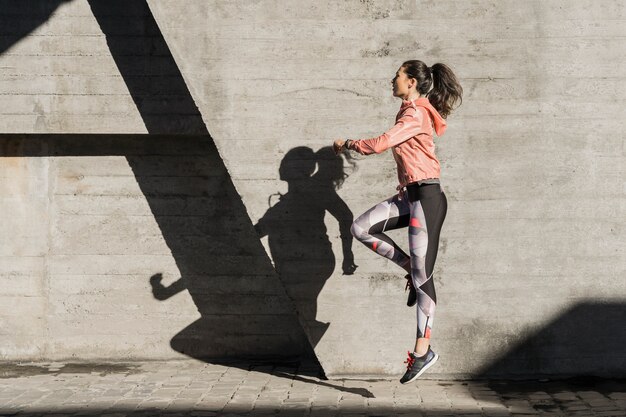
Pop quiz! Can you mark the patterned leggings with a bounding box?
[350,183,447,339]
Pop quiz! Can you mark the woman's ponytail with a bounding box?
[427,63,463,119]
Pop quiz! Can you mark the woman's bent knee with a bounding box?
[350,220,365,241]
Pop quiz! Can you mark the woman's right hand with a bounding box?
[333,139,345,155]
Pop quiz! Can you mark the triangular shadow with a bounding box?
[477,301,626,400]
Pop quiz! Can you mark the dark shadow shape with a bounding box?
[279,372,375,398]
[254,146,357,348]
[478,302,626,380]
[0,0,73,55]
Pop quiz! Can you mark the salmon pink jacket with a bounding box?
[347,97,447,190]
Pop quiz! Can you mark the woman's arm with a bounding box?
[348,107,423,155]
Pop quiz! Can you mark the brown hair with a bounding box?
[402,60,463,119]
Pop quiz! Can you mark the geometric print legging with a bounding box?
[350,183,447,340]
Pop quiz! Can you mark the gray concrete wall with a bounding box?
[0,0,625,378]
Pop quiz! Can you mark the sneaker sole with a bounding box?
[401,353,439,384]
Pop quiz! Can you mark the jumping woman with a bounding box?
[333,60,462,383]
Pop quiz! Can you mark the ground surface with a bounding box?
[1,360,625,416]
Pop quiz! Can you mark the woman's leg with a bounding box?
[350,193,412,272]
[408,191,448,355]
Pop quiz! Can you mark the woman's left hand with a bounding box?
[333,139,345,155]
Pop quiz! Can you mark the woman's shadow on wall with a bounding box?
[254,146,357,348]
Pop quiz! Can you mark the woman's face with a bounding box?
[391,66,415,99]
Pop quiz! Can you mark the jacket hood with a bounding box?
[402,97,447,136]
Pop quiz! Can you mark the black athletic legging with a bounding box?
[350,182,447,339]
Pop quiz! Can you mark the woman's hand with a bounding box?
[333,139,346,155]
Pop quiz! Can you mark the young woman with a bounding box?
[333,60,462,383]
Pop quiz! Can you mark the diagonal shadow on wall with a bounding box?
[86,0,208,135]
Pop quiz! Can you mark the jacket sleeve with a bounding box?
[349,107,423,155]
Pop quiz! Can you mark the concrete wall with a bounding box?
[1,0,625,378]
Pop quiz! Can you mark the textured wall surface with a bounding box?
[0,0,625,378]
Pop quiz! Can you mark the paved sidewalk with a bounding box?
[1,360,625,416]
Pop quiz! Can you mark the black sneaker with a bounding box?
[400,347,439,384]
[405,274,417,307]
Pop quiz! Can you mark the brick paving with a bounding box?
[1,360,625,416]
